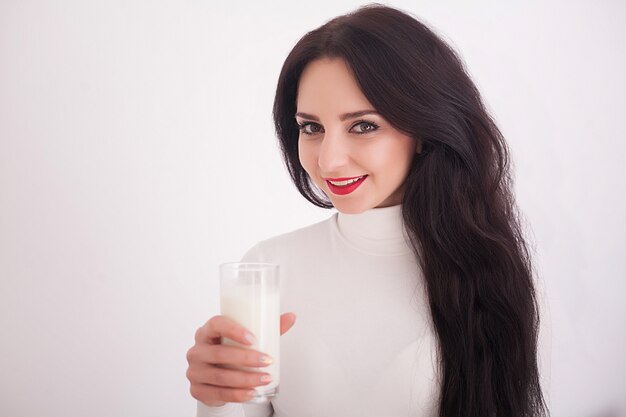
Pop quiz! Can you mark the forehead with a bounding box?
[296,58,374,113]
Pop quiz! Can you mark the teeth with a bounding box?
[328,176,364,186]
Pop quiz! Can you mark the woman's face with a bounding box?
[296,57,421,214]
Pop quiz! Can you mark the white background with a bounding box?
[1,1,624,416]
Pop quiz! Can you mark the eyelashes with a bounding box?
[296,120,380,136]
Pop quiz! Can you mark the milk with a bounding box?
[220,286,280,396]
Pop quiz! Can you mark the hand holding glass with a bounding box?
[219,262,281,404]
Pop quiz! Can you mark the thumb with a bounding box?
[280,312,297,336]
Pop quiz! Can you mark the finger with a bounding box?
[195,316,256,346]
[190,383,256,404]
[189,344,274,368]
[188,364,272,388]
[280,312,297,336]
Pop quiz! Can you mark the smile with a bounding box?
[325,175,368,195]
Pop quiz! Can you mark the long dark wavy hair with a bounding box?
[272,3,547,417]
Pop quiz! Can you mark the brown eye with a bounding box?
[351,121,379,134]
[298,122,323,135]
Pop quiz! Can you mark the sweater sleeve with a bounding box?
[194,241,273,417]
[196,401,273,417]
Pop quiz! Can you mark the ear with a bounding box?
[415,138,424,154]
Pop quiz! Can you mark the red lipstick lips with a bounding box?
[325,175,368,195]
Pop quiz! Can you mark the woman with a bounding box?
[186,4,550,417]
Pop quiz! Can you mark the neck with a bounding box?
[333,204,412,256]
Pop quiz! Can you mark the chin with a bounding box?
[329,199,373,215]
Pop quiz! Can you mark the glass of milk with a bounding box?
[219,262,280,404]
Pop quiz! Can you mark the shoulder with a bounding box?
[239,213,336,262]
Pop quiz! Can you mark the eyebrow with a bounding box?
[295,110,380,122]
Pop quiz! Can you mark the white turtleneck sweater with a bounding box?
[196,204,551,417]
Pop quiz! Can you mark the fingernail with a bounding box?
[244,332,256,345]
[260,374,272,382]
[259,355,273,364]
[246,390,256,399]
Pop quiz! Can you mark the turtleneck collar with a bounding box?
[332,204,413,256]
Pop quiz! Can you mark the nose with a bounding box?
[317,129,351,174]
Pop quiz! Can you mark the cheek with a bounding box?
[369,139,415,179]
[298,139,317,175]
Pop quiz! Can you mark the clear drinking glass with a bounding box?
[219,262,280,404]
